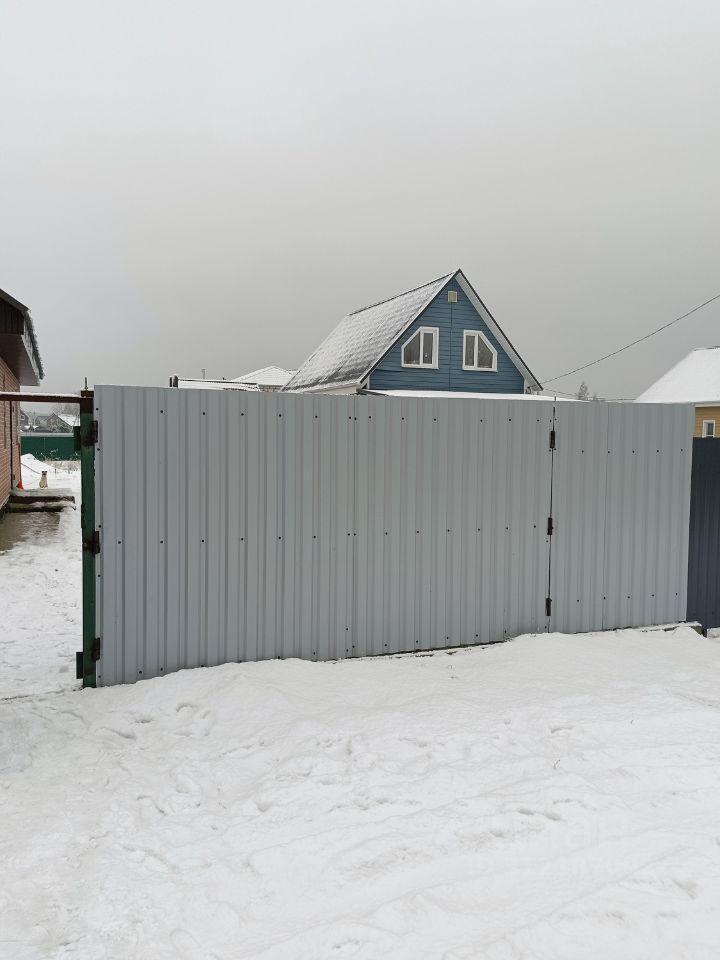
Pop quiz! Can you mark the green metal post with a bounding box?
[79,390,97,687]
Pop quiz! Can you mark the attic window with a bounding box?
[448,290,458,303]
[702,420,716,438]
[402,327,438,369]
[463,330,497,372]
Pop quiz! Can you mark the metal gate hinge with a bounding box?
[547,516,554,536]
[76,642,100,677]
[545,597,552,617]
[81,420,99,446]
[549,429,556,450]
[83,530,100,555]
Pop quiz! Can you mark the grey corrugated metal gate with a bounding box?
[687,438,720,629]
[92,387,693,686]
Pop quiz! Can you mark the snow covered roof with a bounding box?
[232,365,295,388]
[176,378,257,391]
[284,273,453,392]
[176,367,295,392]
[636,348,720,404]
[284,269,541,393]
[58,413,80,429]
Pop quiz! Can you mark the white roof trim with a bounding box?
[636,399,720,407]
[454,272,542,390]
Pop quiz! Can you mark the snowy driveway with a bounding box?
[2,466,720,958]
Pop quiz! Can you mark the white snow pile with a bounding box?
[2,463,720,958]
[20,453,81,487]
[636,346,720,403]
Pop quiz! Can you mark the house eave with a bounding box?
[0,327,42,386]
[635,398,720,407]
[0,288,44,384]
[284,379,360,394]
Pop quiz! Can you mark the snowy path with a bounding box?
[0,460,81,700]
[2,462,720,958]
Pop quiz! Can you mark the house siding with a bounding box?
[0,356,20,511]
[368,280,526,393]
[694,406,720,438]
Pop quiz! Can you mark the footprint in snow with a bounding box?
[175,702,199,715]
[673,878,699,899]
[331,937,362,955]
[98,725,137,741]
[517,806,563,822]
[170,929,204,959]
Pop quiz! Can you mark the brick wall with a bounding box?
[0,356,20,510]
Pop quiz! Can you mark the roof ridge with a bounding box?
[347,271,456,317]
[236,364,291,376]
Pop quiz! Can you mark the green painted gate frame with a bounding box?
[77,389,97,688]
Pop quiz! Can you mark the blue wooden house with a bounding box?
[283,269,541,395]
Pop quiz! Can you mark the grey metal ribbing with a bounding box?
[94,387,693,686]
[549,402,693,632]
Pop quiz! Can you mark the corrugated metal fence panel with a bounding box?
[94,388,693,685]
[687,438,720,629]
[95,388,554,685]
[549,401,693,633]
[549,402,610,634]
[601,403,693,629]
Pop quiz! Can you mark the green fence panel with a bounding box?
[21,433,80,461]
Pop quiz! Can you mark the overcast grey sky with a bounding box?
[1,0,718,398]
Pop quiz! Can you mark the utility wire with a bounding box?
[543,292,720,384]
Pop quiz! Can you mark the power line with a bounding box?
[543,292,720,384]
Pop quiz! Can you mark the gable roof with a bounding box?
[283,269,541,392]
[636,347,720,404]
[284,273,453,391]
[232,365,295,388]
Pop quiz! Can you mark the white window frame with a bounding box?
[462,329,498,372]
[702,419,716,438]
[401,326,439,369]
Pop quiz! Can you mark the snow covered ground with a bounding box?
[0,458,81,700]
[2,459,720,958]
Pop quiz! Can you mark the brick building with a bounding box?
[0,288,43,513]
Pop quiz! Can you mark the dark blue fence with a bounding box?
[687,438,720,630]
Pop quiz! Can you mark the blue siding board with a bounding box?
[368,281,525,394]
